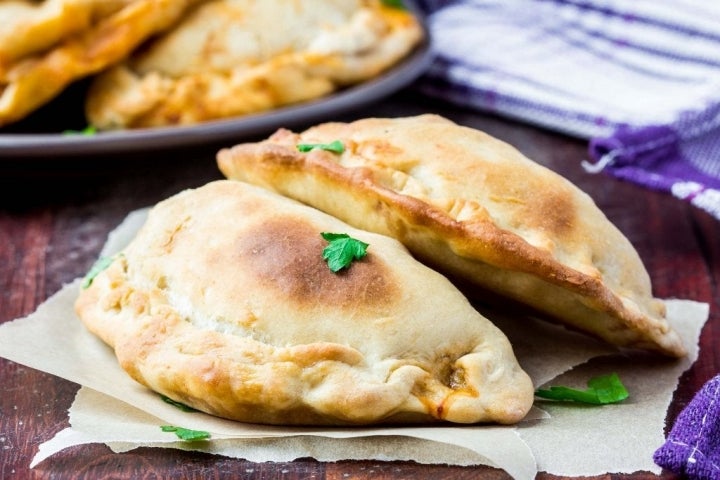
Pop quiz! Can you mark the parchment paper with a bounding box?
[0,209,708,479]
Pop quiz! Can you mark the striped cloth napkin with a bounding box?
[413,0,720,221]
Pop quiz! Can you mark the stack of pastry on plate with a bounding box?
[0,0,422,129]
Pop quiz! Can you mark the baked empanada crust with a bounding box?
[0,0,133,69]
[217,114,686,357]
[75,180,533,426]
[0,0,203,127]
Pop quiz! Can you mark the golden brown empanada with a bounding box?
[75,180,534,426]
[0,0,204,127]
[84,0,423,130]
[0,0,133,69]
[217,114,686,357]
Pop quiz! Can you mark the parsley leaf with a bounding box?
[81,255,115,289]
[321,232,369,272]
[160,394,198,412]
[63,125,97,136]
[160,425,210,441]
[381,0,406,8]
[296,140,345,154]
[535,373,629,405]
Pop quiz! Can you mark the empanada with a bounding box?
[75,180,534,426]
[0,0,133,69]
[217,114,686,357]
[0,0,204,127]
[84,0,423,129]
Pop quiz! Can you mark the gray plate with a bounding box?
[0,9,432,159]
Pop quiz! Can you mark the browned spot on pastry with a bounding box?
[236,217,399,312]
[358,139,406,161]
[533,190,575,235]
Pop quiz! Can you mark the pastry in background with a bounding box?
[0,0,133,69]
[84,0,423,129]
[217,114,687,358]
[75,180,534,426]
[0,0,203,127]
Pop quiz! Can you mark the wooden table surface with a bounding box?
[1,90,718,479]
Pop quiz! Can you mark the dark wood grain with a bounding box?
[1,90,716,479]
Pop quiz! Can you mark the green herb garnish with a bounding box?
[321,232,369,272]
[160,394,198,412]
[534,373,629,405]
[81,255,115,289]
[63,125,97,136]
[296,140,345,154]
[381,0,406,8]
[160,425,210,442]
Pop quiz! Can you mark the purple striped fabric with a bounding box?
[413,0,720,221]
[653,374,720,480]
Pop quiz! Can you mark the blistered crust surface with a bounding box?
[75,180,533,425]
[217,115,686,357]
[84,0,423,129]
